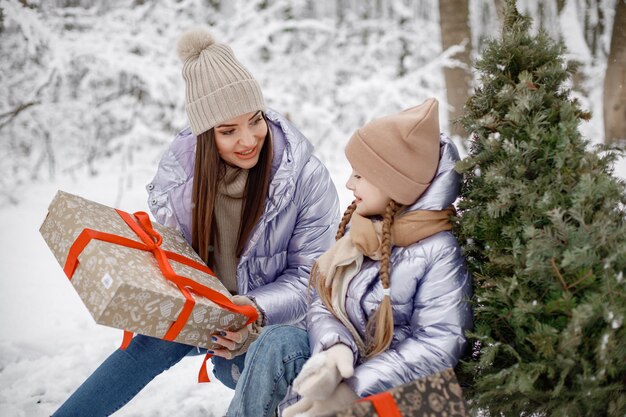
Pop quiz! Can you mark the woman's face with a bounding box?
[214,111,268,169]
[346,169,391,216]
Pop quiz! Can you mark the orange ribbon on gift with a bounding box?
[63,209,258,383]
[358,391,403,417]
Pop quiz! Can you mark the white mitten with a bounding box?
[292,344,354,400]
[283,382,358,417]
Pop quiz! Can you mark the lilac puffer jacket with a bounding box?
[307,135,472,397]
[146,109,340,327]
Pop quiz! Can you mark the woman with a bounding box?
[53,28,339,416]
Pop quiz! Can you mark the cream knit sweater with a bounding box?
[213,164,248,293]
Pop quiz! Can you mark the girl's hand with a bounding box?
[283,382,358,417]
[292,344,354,400]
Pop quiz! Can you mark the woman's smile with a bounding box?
[236,146,258,159]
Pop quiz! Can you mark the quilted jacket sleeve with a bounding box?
[306,292,360,360]
[146,129,195,241]
[247,157,340,325]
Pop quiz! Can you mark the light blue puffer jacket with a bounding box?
[307,135,473,397]
[146,109,340,327]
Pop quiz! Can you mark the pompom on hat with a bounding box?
[345,98,441,205]
[177,28,266,136]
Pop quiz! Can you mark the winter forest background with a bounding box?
[0,0,624,416]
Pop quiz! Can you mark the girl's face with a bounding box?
[346,170,391,216]
[214,111,268,169]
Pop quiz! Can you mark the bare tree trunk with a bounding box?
[439,0,472,138]
[494,0,504,25]
[337,0,346,24]
[583,0,605,60]
[603,0,626,144]
[398,16,408,77]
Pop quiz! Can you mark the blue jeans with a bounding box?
[52,325,310,417]
[226,325,309,416]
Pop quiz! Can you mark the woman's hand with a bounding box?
[210,295,263,359]
[210,325,252,359]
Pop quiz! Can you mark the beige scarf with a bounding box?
[312,207,456,352]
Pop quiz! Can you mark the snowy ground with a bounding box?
[0,137,624,416]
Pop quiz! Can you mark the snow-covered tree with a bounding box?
[0,0,449,206]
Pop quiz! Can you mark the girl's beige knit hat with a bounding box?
[177,28,266,136]
[345,98,441,205]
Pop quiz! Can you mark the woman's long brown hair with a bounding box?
[191,116,273,266]
[313,199,403,358]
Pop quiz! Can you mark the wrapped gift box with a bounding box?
[39,190,254,349]
[330,368,469,417]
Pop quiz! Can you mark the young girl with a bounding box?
[52,28,339,416]
[226,98,472,417]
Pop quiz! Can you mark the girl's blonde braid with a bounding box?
[366,199,403,358]
[336,201,358,240]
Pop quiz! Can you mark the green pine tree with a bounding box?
[455,2,626,416]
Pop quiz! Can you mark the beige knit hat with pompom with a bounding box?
[177,28,266,136]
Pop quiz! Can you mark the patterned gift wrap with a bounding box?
[39,190,256,350]
[330,368,469,417]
